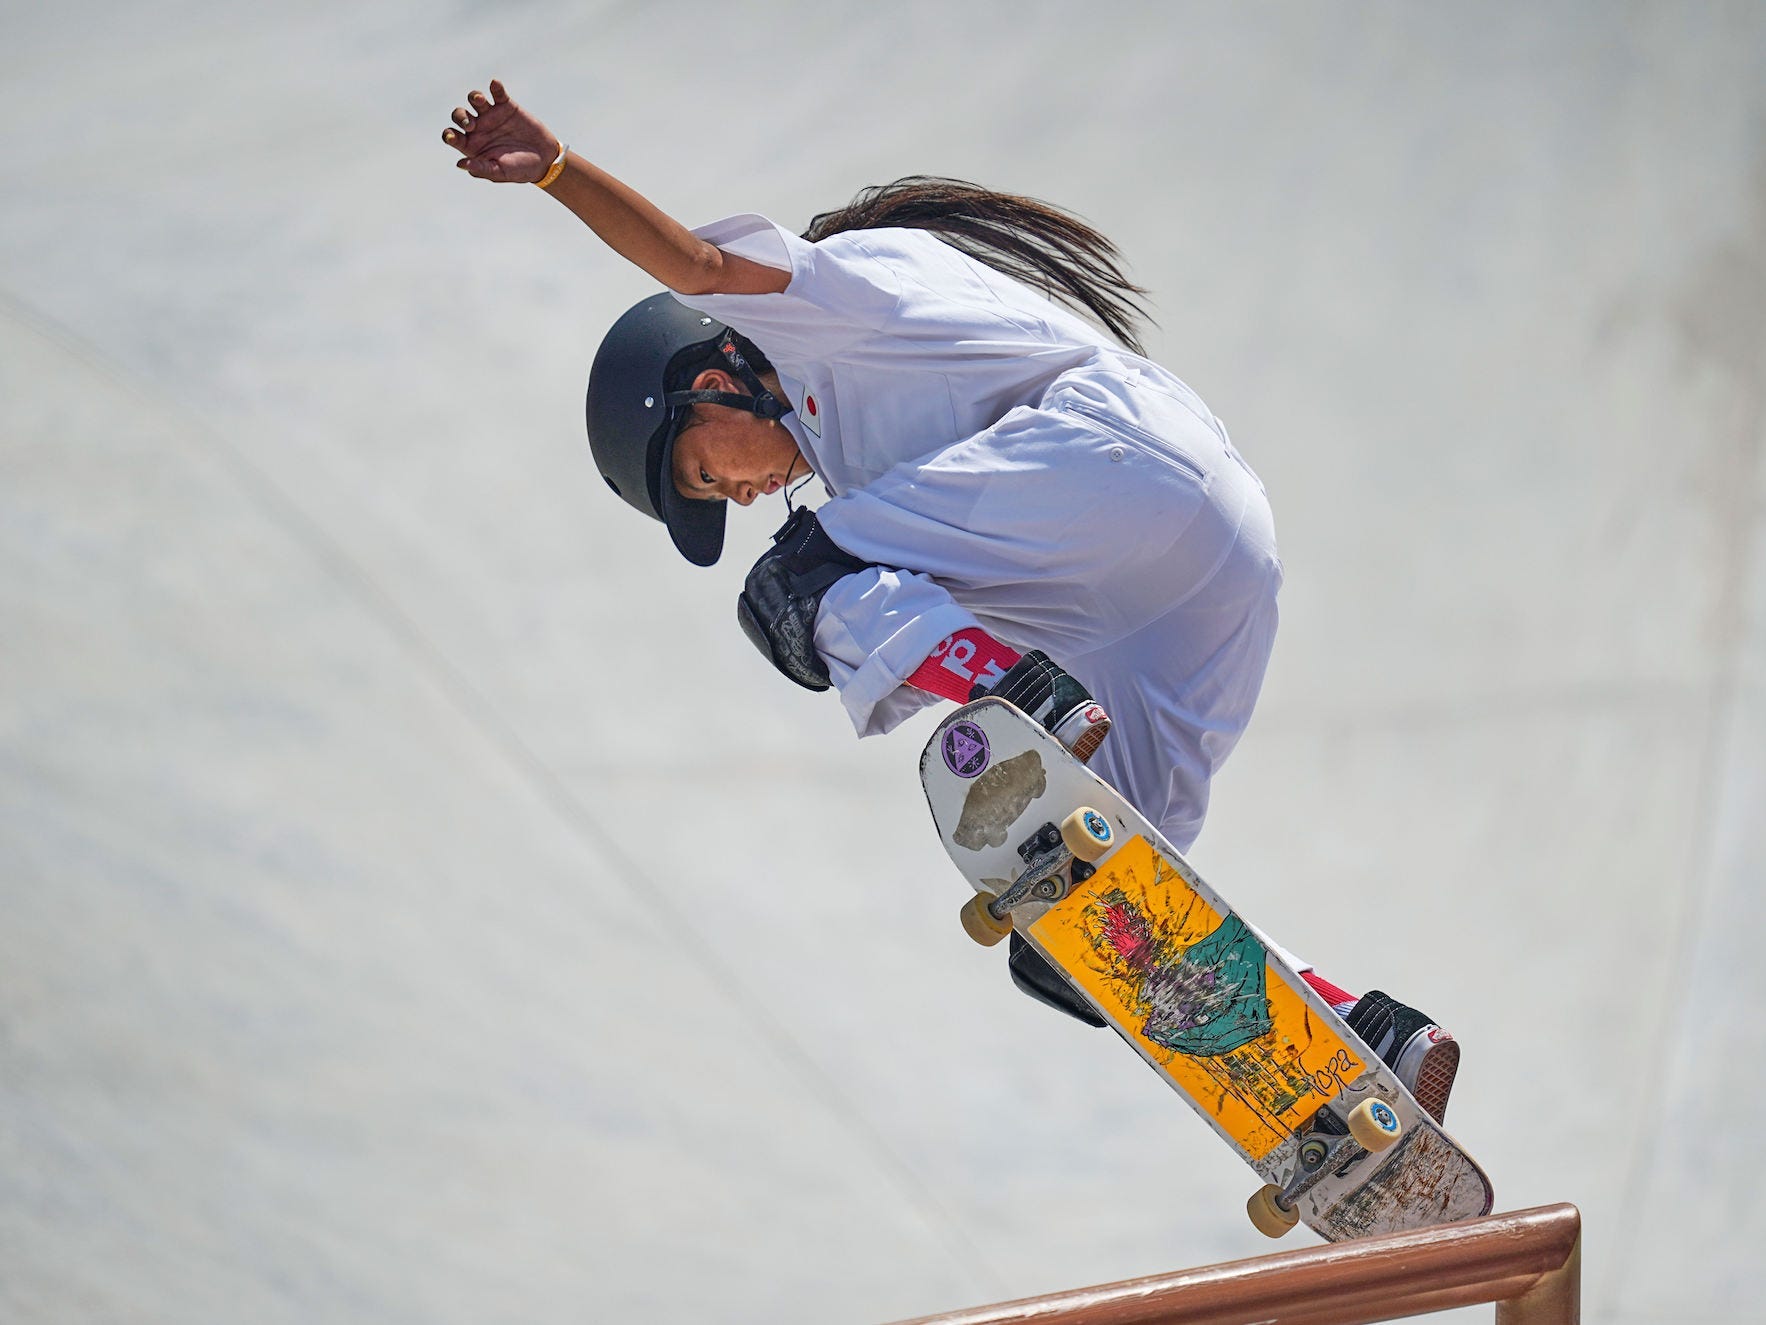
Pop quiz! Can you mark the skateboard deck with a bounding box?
[920,697,1493,1242]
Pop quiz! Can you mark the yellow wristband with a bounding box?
[536,141,569,190]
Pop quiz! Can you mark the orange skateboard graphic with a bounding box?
[921,697,1493,1241]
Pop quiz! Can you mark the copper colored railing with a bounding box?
[887,1203,1581,1325]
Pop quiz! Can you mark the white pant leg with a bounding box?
[813,356,1302,950]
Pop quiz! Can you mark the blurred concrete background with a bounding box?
[3,3,1762,1322]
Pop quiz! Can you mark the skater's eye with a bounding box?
[699,467,715,488]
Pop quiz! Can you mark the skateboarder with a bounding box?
[444,80,1461,1122]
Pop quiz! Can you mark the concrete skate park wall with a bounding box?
[2,6,1762,1324]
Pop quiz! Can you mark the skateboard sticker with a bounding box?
[952,751,1045,851]
[1029,835,1367,1162]
[941,720,990,778]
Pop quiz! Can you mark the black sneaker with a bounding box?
[973,650,1111,762]
[1007,933,1106,1028]
[1345,990,1461,1125]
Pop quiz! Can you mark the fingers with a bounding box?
[441,80,505,153]
[442,79,524,177]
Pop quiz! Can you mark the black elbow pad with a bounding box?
[737,507,872,691]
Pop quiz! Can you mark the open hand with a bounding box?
[442,80,559,183]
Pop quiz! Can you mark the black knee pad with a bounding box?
[1008,932,1106,1028]
[736,506,872,691]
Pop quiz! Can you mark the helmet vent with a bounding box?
[604,477,622,496]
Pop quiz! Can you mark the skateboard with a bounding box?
[920,697,1494,1241]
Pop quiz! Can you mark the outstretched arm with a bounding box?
[442,79,788,298]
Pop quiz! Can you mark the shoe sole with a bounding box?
[1069,718,1110,763]
[1408,1035,1461,1125]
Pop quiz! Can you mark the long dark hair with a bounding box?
[802,176,1151,354]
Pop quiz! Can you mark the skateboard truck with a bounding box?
[959,808,1116,947]
[1249,1096,1404,1237]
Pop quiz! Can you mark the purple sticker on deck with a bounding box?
[942,720,990,778]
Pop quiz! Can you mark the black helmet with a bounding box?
[585,293,790,567]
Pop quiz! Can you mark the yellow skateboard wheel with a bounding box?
[1247,1183,1299,1238]
[959,894,1013,947]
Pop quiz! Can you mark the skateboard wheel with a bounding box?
[959,894,1013,947]
[1059,807,1114,863]
[1247,1184,1299,1238]
[1347,1097,1403,1152]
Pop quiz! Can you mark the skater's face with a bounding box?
[669,369,806,507]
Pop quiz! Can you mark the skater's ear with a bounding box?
[689,367,744,396]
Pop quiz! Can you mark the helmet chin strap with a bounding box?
[780,451,816,514]
[663,332,792,421]
[663,330,812,511]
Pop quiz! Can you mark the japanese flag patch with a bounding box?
[800,391,823,437]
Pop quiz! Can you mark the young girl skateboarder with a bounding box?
[443,80,1461,1122]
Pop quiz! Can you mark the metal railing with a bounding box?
[887,1203,1581,1325]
